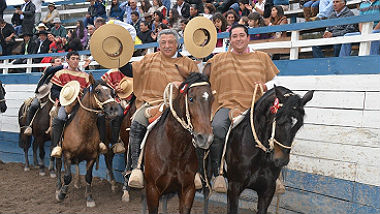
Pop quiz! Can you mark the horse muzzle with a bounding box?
[193,133,214,150]
[103,103,123,119]
[0,104,7,113]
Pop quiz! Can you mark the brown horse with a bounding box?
[55,75,122,207]
[0,80,6,113]
[144,72,214,214]
[18,96,55,176]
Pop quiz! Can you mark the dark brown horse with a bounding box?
[144,72,214,214]
[55,76,122,207]
[225,86,313,214]
[18,96,55,176]
[0,80,6,112]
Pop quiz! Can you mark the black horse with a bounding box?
[0,80,7,113]
[226,86,313,214]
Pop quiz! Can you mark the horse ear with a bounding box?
[302,90,314,106]
[89,73,95,85]
[274,85,285,102]
[175,64,188,79]
[202,63,211,80]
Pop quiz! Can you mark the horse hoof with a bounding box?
[24,167,30,172]
[50,172,57,178]
[39,171,46,176]
[86,200,96,208]
[121,191,130,202]
[55,191,64,202]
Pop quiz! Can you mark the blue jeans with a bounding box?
[304,0,319,7]
[312,44,341,58]
[339,30,380,56]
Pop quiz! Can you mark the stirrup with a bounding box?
[128,168,144,188]
[51,146,62,158]
[212,175,227,193]
[99,142,108,154]
[24,126,32,136]
[194,172,202,190]
[112,142,126,154]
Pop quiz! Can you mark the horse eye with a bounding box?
[189,97,194,102]
[95,89,100,94]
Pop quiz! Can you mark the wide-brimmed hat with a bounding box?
[35,23,48,31]
[53,17,61,23]
[184,16,217,58]
[117,76,133,99]
[59,81,80,106]
[36,83,52,99]
[19,32,34,37]
[90,21,134,68]
[48,2,56,8]
[35,30,50,36]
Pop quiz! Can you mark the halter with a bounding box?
[163,81,210,136]
[250,85,293,153]
[77,91,116,114]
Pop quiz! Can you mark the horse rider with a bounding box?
[48,51,107,158]
[118,29,199,189]
[97,69,134,154]
[205,24,280,193]
[24,57,64,136]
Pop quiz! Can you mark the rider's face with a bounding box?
[67,55,80,70]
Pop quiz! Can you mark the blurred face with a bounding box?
[190,7,197,16]
[271,7,278,18]
[153,0,158,5]
[230,27,249,53]
[67,55,80,70]
[169,10,173,18]
[159,34,178,58]
[76,21,80,28]
[248,19,255,27]
[204,7,210,14]
[227,14,235,25]
[239,2,245,10]
[131,14,138,22]
[214,19,222,29]
[333,0,345,12]
[112,0,117,4]
[88,26,95,35]
[54,22,61,28]
[48,34,55,41]
[24,35,31,42]
[39,34,47,41]
[53,58,63,66]
[180,22,186,30]
[130,0,137,9]
[154,13,160,21]
[48,5,54,11]
[140,23,148,32]
[177,0,184,5]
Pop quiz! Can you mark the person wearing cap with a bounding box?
[50,18,67,38]
[20,0,36,35]
[42,3,60,29]
[115,29,198,188]
[205,24,279,193]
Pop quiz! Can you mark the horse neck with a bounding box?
[253,98,276,146]
[72,92,98,130]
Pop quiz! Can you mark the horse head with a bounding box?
[88,74,122,119]
[262,86,313,167]
[173,67,214,150]
[0,80,7,113]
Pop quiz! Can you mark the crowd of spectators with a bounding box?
[0,0,379,61]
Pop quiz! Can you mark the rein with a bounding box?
[250,85,292,153]
[77,93,116,114]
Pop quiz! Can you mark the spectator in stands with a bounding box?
[270,5,288,38]
[173,0,191,19]
[95,0,107,19]
[0,0,6,19]
[0,18,16,56]
[48,33,65,53]
[248,12,270,40]
[203,3,216,19]
[94,17,106,29]
[189,4,200,19]
[238,16,249,26]
[237,0,251,17]
[150,0,168,18]
[312,0,356,58]
[110,0,125,21]
[226,10,238,28]
[64,30,84,51]
[144,13,153,28]
[35,30,51,62]
[131,11,141,34]
[311,0,333,20]
[162,0,171,16]
[186,0,204,14]
[32,0,42,24]
[151,23,169,40]
[250,0,265,16]
[339,0,380,56]
[85,24,95,49]
[85,0,96,26]
[12,6,23,36]
[42,3,60,29]
[303,0,319,21]
[73,20,88,48]
[152,10,167,32]
[137,21,155,43]
[50,18,67,38]
[20,0,36,35]
[12,33,37,72]
[120,0,141,25]
[140,0,153,20]
[212,12,227,47]
[178,18,188,37]
[168,9,181,31]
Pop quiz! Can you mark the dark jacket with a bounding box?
[0,0,6,18]
[0,22,15,55]
[326,7,357,37]
[173,2,191,19]
[185,0,204,13]
[11,13,22,26]
[20,39,38,55]
[36,39,51,54]
[109,3,124,21]
[21,1,36,34]
[137,30,155,43]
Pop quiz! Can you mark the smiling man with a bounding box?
[119,29,199,189]
[205,24,280,192]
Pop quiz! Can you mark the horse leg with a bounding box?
[105,151,117,192]
[145,184,160,214]
[48,157,56,178]
[122,144,132,202]
[74,164,81,189]
[32,138,39,168]
[161,195,168,214]
[179,185,196,214]
[85,160,96,207]
[55,157,63,201]
[57,157,72,202]
[202,186,210,214]
[227,181,244,214]
[23,137,31,171]
[38,140,46,176]
[257,188,275,214]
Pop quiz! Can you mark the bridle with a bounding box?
[77,86,117,114]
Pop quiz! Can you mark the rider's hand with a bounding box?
[254,81,267,92]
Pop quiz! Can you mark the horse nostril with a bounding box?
[196,134,206,144]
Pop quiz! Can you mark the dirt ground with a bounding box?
[0,161,251,214]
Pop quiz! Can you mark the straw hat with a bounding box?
[48,2,56,8]
[59,81,81,106]
[184,16,217,58]
[90,22,135,68]
[53,17,61,23]
[35,23,48,31]
[117,77,133,99]
[36,83,52,99]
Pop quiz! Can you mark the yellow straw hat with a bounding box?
[117,77,133,99]
[59,81,81,106]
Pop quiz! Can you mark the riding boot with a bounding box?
[24,98,39,136]
[50,118,65,158]
[210,137,227,193]
[303,7,312,22]
[96,114,108,154]
[128,121,147,188]
[111,116,125,154]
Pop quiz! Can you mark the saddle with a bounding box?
[21,97,34,120]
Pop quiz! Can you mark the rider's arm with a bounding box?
[51,84,63,101]
[35,65,64,93]
[119,62,133,77]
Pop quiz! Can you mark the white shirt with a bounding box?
[177,2,184,17]
[32,0,43,13]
